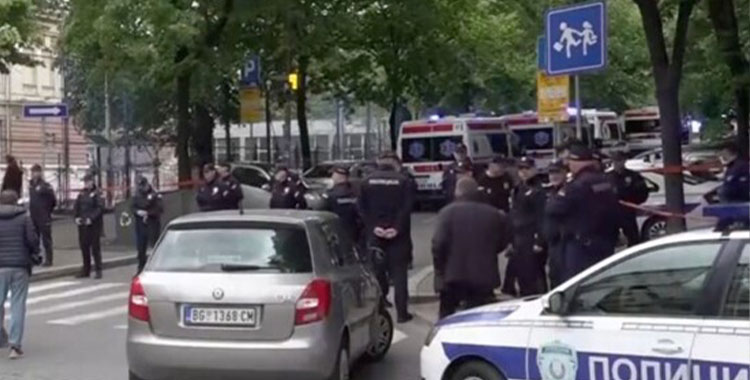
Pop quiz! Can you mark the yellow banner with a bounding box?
[240,87,264,123]
[537,71,570,123]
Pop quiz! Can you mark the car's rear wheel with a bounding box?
[329,343,350,380]
[449,360,505,380]
[364,307,394,362]
[641,216,667,241]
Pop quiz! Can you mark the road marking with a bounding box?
[113,324,128,330]
[29,281,80,294]
[393,329,407,344]
[25,283,125,306]
[47,305,128,326]
[28,291,129,316]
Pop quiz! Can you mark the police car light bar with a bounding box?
[703,203,750,231]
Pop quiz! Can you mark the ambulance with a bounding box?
[622,106,662,155]
[397,116,513,201]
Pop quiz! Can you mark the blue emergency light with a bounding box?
[703,203,750,231]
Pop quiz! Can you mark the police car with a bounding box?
[422,204,749,380]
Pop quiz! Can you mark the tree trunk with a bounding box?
[296,55,312,170]
[656,83,687,233]
[221,79,233,162]
[176,71,192,185]
[705,0,750,159]
[388,98,398,151]
[193,104,215,166]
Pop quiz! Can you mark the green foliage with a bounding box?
[0,0,39,73]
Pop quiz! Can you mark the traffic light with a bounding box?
[288,72,298,90]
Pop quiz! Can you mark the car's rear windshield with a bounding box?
[150,222,312,273]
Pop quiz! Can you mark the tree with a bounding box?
[0,0,38,73]
[632,0,698,233]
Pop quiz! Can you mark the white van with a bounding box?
[397,117,512,200]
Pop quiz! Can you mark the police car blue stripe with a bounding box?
[436,310,516,327]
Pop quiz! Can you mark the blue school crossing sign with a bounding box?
[545,2,607,75]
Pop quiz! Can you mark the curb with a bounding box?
[31,255,138,282]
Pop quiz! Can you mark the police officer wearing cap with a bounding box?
[74,174,105,279]
[718,142,749,203]
[441,143,473,204]
[359,151,414,323]
[269,166,307,209]
[29,164,56,266]
[477,156,514,212]
[606,151,649,247]
[132,176,164,273]
[216,161,244,210]
[507,157,547,296]
[542,160,568,288]
[196,163,226,212]
[547,143,620,282]
[323,166,362,245]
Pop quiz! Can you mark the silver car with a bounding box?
[127,210,394,380]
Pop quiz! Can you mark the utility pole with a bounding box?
[104,74,113,206]
[264,79,272,163]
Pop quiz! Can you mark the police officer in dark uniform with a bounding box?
[216,161,244,210]
[359,152,414,323]
[477,156,514,212]
[441,143,473,204]
[269,166,307,209]
[542,160,568,288]
[547,144,620,282]
[322,166,362,245]
[74,174,105,279]
[507,157,547,296]
[606,151,649,247]
[196,163,226,212]
[132,176,164,273]
[29,164,56,266]
[718,142,749,203]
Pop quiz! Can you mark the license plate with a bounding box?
[183,306,258,327]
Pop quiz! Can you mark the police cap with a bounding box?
[31,163,42,172]
[548,159,567,173]
[567,143,594,161]
[517,156,536,169]
[454,143,468,154]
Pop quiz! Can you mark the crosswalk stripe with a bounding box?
[47,305,128,326]
[27,291,129,316]
[29,281,79,294]
[25,283,124,306]
[393,329,407,344]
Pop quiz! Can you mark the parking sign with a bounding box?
[545,2,607,75]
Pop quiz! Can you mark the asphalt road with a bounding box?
[1,213,438,380]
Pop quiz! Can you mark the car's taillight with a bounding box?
[129,276,150,322]
[295,279,331,325]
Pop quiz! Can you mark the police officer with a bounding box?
[29,164,56,266]
[359,152,414,323]
[606,151,649,247]
[322,166,362,245]
[718,142,749,203]
[543,160,568,288]
[74,174,105,279]
[132,176,163,273]
[507,157,547,296]
[477,156,514,212]
[214,161,244,210]
[269,166,307,209]
[547,144,620,282]
[196,163,226,212]
[441,143,473,204]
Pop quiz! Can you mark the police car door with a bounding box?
[528,240,727,380]
[691,239,750,380]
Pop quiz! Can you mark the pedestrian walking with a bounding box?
[441,143,473,204]
[477,156,514,212]
[0,190,41,359]
[74,174,104,279]
[2,155,23,195]
[359,152,414,323]
[506,157,547,296]
[542,160,568,288]
[196,163,226,212]
[216,161,244,210]
[269,166,307,209]
[547,143,620,282]
[432,177,510,319]
[322,166,363,245]
[132,177,163,273]
[29,164,56,266]
[606,151,649,247]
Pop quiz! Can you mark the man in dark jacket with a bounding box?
[269,166,307,209]
[606,151,649,247]
[432,177,510,318]
[543,160,568,288]
[196,163,226,212]
[29,164,56,266]
[216,161,244,210]
[322,166,362,245]
[0,190,41,359]
[507,157,547,296]
[132,177,164,273]
[477,156,514,212]
[359,152,414,323]
[74,174,105,279]
[2,155,23,195]
[718,142,749,203]
[441,143,473,204]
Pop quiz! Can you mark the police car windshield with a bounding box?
[150,224,312,273]
[402,136,463,163]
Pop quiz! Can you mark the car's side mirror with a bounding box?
[543,292,567,315]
